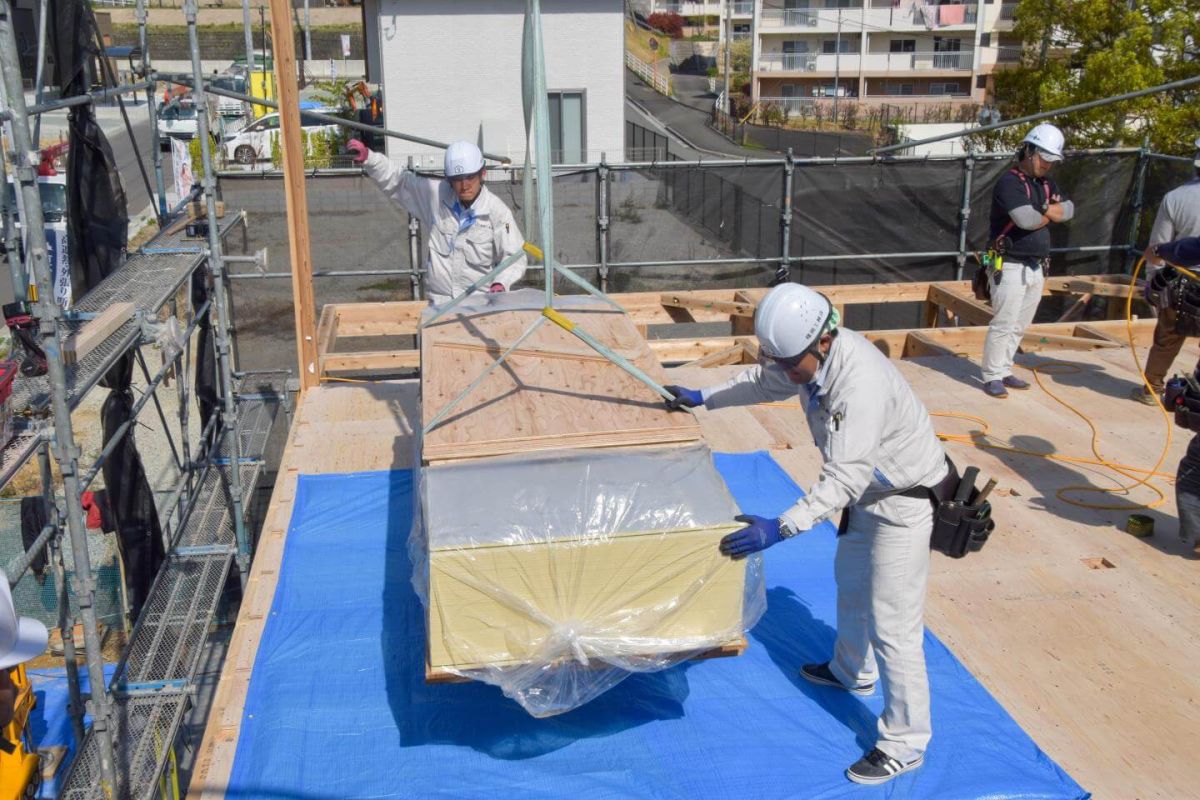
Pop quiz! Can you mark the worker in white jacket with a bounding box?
[664,283,949,786]
[347,139,527,305]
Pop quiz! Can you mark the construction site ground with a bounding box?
[182,276,1200,799]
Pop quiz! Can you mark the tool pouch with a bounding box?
[928,465,996,558]
[972,264,991,303]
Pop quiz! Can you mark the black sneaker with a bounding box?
[799,662,875,696]
[846,748,924,785]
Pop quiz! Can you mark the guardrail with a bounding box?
[626,51,671,96]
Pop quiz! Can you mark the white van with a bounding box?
[210,74,249,117]
[221,111,342,166]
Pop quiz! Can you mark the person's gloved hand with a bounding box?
[488,283,505,293]
[719,515,783,559]
[664,385,703,411]
[346,139,370,165]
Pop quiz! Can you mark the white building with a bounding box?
[631,0,1021,113]
[361,0,626,168]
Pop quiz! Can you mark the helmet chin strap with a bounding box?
[803,298,839,365]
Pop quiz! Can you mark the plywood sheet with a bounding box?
[420,304,700,463]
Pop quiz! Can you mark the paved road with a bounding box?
[625,70,768,160]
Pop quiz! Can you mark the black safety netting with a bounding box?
[604,163,781,292]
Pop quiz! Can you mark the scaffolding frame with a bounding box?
[0,0,287,796]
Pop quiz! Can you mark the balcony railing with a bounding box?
[660,1,721,14]
[759,52,862,72]
[761,5,976,31]
[862,50,974,71]
[730,1,754,16]
[999,3,1018,21]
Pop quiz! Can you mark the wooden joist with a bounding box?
[314,275,1145,380]
[659,293,755,319]
[926,283,994,326]
[63,302,134,366]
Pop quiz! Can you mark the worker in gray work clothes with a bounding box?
[347,139,527,305]
[663,283,952,786]
[981,123,1075,399]
[1132,137,1200,405]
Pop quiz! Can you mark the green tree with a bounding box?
[981,0,1199,155]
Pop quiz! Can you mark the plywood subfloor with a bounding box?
[671,339,1200,800]
[420,304,699,464]
[194,339,1200,800]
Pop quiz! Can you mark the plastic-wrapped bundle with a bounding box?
[412,444,765,717]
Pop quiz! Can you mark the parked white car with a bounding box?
[157,98,198,147]
[221,111,342,166]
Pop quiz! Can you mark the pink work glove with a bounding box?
[488,283,505,293]
[347,139,370,165]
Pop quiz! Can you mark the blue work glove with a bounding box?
[664,385,703,411]
[719,514,783,559]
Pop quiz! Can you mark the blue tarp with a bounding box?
[28,665,117,799]
[227,453,1088,799]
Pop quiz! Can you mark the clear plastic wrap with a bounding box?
[411,444,766,717]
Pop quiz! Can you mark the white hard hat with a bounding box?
[1022,123,1065,161]
[444,141,484,177]
[0,570,49,669]
[754,283,835,360]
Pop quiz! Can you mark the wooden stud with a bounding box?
[62,302,134,366]
[268,0,319,392]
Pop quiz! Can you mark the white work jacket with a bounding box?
[701,328,948,534]
[364,151,527,303]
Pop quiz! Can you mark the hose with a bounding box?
[934,255,1198,510]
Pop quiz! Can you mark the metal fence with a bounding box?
[216,136,1190,336]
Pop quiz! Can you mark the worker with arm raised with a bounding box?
[347,139,527,306]
[980,123,1075,399]
[663,283,952,786]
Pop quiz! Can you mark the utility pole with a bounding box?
[241,0,255,95]
[833,7,842,124]
[722,0,732,121]
[304,0,312,63]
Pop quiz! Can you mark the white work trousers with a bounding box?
[829,493,933,764]
[981,261,1045,382]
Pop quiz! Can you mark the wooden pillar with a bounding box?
[268,0,319,392]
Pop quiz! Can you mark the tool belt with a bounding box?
[837,458,995,558]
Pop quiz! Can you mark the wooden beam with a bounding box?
[683,343,747,368]
[63,302,134,366]
[927,283,994,326]
[905,331,959,358]
[315,304,338,375]
[1044,274,1138,299]
[1073,323,1123,345]
[322,350,420,374]
[269,0,319,392]
[660,293,755,319]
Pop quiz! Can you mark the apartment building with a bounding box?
[630,0,1021,112]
